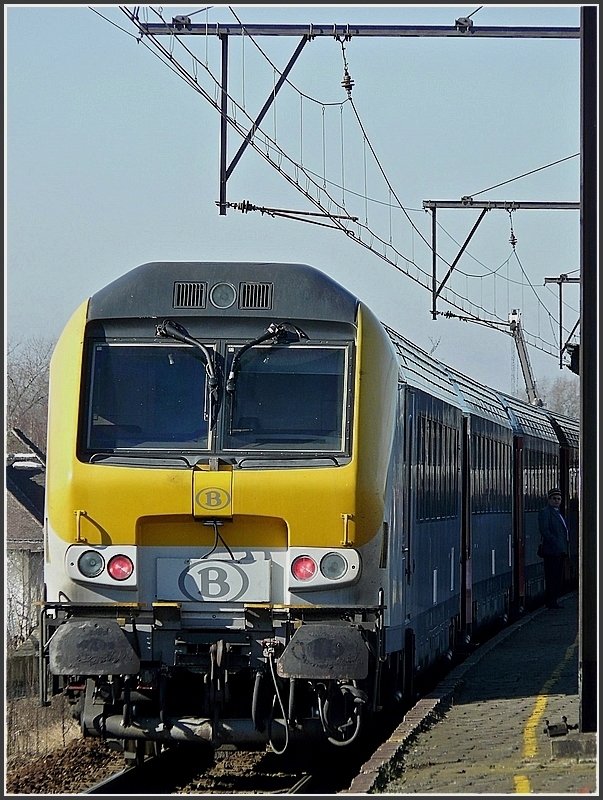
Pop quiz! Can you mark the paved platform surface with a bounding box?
[344,591,597,795]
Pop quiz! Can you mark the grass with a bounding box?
[5,691,80,766]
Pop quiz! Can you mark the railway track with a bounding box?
[84,745,315,795]
[7,617,510,795]
[80,702,412,794]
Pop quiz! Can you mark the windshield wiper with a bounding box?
[156,319,220,428]
[226,322,308,394]
[90,452,194,468]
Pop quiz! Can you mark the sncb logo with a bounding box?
[195,487,231,510]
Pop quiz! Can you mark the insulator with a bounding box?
[341,69,354,94]
[509,232,517,247]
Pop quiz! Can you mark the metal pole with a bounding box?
[578,4,597,734]
[218,34,229,215]
[559,280,563,369]
[431,208,437,319]
[140,22,580,40]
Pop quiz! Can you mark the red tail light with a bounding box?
[107,554,134,581]
[291,555,317,581]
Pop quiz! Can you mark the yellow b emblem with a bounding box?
[195,487,231,511]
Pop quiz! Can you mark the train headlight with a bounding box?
[66,545,137,588]
[291,555,317,581]
[288,547,361,592]
[320,552,348,580]
[78,550,105,578]
[209,282,236,309]
[107,555,134,581]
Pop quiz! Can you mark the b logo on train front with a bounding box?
[195,487,231,510]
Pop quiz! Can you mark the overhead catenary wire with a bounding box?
[227,4,347,108]
[254,159,578,317]
[88,6,139,37]
[187,7,214,19]
[465,153,579,199]
[252,159,579,318]
[109,6,571,360]
[131,8,567,353]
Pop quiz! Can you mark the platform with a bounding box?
[344,591,597,794]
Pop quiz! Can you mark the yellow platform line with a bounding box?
[514,775,531,793]
[514,636,578,793]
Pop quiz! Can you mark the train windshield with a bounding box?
[86,344,211,451]
[223,344,349,452]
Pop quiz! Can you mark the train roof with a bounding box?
[385,324,514,428]
[546,410,580,449]
[88,261,358,324]
[383,324,577,441]
[384,325,462,407]
[444,365,514,429]
[495,392,560,442]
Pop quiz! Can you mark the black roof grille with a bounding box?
[239,282,274,310]
[173,282,207,308]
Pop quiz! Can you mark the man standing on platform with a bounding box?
[538,487,569,609]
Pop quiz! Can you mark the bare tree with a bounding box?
[6,337,54,449]
[6,551,43,647]
[539,372,580,419]
[6,339,51,701]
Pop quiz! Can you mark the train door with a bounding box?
[460,415,473,638]
[383,382,408,646]
[401,386,416,706]
[512,435,526,613]
[403,387,416,586]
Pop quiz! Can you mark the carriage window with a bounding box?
[416,415,459,521]
[85,344,211,451]
[223,345,348,452]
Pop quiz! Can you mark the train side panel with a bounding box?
[403,389,463,673]
[468,418,514,630]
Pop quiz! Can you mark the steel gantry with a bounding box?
[421,199,580,320]
[543,273,581,369]
[132,15,580,214]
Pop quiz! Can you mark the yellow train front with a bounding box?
[41,260,399,754]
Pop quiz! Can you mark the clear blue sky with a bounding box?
[6,4,584,397]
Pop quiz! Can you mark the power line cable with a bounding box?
[152,6,571,324]
[88,6,139,37]
[465,153,579,198]
[188,7,214,18]
[227,5,347,108]
[111,6,565,359]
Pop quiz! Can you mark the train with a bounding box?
[39,260,579,759]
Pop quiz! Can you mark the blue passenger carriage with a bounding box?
[445,369,515,631]
[499,394,563,608]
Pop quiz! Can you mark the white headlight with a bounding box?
[320,552,348,580]
[78,550,105,578]
[209,282,236,308]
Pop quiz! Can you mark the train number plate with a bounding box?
[156,557,271,603]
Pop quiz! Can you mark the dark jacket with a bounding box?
[538,505,569,557]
